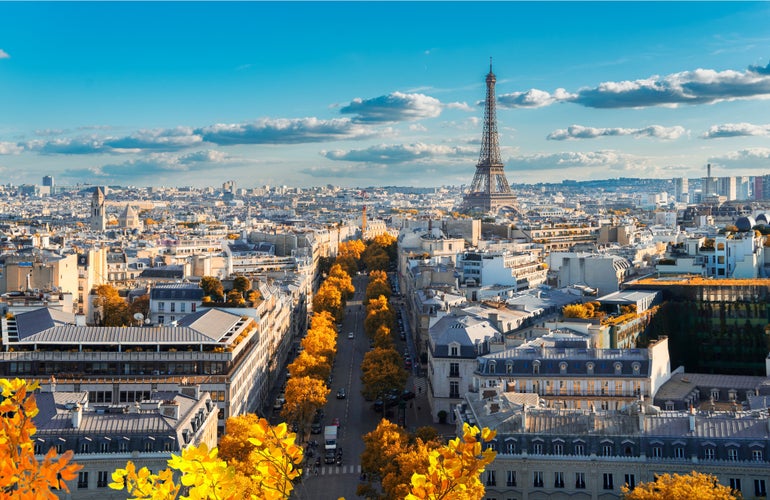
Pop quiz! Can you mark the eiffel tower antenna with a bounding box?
[462,61,517,214]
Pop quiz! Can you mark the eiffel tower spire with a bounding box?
[463,60,517,214]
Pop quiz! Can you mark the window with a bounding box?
[449,381,459,399]
[575,472,586,489]
[729,478,741,492]
[485,470,496,487]
[533,361,540,374]
[170,302,176,312]
[728,448,738,461]
[506,362,513,374]
[614,362,622,375]
[180,303,186,313]
[158,302,165,312]
[675,447,685,459]
[78,471,89,489]
[624,474,636,490]
[755,479,767,497]
[652,446,662,458]
[34,442,42,455]
[504,441,515,454]
[602,444,613,456]
[532,443,543,455]
[554,472,564,488]
[533,471,543,488]
[586,362,594,375]
[574,443,585,456]
[158,315,165,325]
[450,345,459,357]
[553,443,563,455]
[119,440,128,453]
[559,362,567,374]
[450,363,460,377]
[506,470,516,487]
[191,303,196,312]
[144,440,154,452]
[97,471,109,488]
[704,448,715,460]
[632,362,641,375]
[752,450,764,462]
[603,473,614,490]
[80,442,90,453]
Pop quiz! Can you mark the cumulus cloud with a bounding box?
[708,147,770,169]
[0,142,23,155]
[340,92,442,123]
[63,150,233,179]
[498,88,575,108]
[0,49,9,59]
[321,142,476,164]
[702,122,770,139]
[547,124,686,141]
[500,61,770,109]
[103,127,203,150]
[25,136,108,155]
[445,101,473,112]
[197,117,376,144]
[505,150,649,173]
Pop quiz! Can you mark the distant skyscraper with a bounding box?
[42,175,54,187]
[673,177,688,203]
[462,62,517,214]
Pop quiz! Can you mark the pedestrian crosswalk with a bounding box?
[304,464,361,476]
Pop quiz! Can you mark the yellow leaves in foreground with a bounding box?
[621,472,740,500]
[406,423,497,500]
[0,378,82,500]
[111,418,303,500]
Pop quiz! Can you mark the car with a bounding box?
[400,390,416,401]
[331,417,340,426]
[275,393,286,405]
[348,332,355,339]
[273,399,283,410]
[336,387,346,399]
[405,358,412,369]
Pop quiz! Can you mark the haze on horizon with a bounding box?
[1,2,770,189]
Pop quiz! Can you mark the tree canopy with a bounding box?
[622,472,740,500]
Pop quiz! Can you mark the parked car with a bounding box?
[348,332,355,339]
[400,390,416,401]
[336,387,346,399]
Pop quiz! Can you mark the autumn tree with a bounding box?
[339,239,366,260]
[217,415,305,500]
[362,243,390,271]
[359,419,410,499]
[112,419,303,500]
[326,263,355,300]
[365,279,392,304]
[373,324,394,350]
[365,295,395,338]
[313,282,343,322]
[622,472,739,500]
[406,423,497,500]
[369,232,397,263]
[128,294,150,321]
[0,378,82,499]
[281,376,329,439]
[232,276,252,294]
[200,276,224,302]
[226,290,246,306]
[93,284,131,326]
[288,351,331,382]
[361,347,408,400]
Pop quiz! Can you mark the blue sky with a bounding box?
[1,2,770,189]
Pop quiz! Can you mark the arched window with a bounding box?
[559,362,568,374]
[533,360,541,375]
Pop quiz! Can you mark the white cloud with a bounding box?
[505,150,650,173]
[500,61,770,109]
[63,149,233,180]
[548,124,686,141]
[709,147,770,169]
[104,127,203,150]
[498,88,575,108]
[0,49,9,59]
[445,101,473,112]
[702,122,770,139]
[321,142,476,164]
[197,117,377,144]
[340,92,442,123]
[0,142,23,155]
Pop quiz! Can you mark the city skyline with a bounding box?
[1,2,770,189]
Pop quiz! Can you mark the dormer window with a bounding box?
[450,343,459,357]
[632,362,641,375]
[488,361,496,374]
[533,360,541,375]
[559,362,568,374]
[586,362,594,375]
[506,361,514,374]
[614,362,622,375]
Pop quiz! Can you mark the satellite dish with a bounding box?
[144,318,151,324]
[133,313,144,321]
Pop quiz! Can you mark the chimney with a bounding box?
[160,400,180,420]
[707,163,711,178]
[521,405,528,430]
[689,406,696,433]
[71,403,82,429]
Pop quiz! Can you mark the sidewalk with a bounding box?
[406,374,456,437]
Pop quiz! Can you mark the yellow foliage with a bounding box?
[621,472,739,500]
[112,419,303,500]
[0,378,82,499]
[406,423,497,500]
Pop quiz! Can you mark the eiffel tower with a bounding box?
[462,61,517,214]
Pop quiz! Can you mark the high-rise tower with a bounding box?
[462,61,517,214]
[91,187,106,232]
